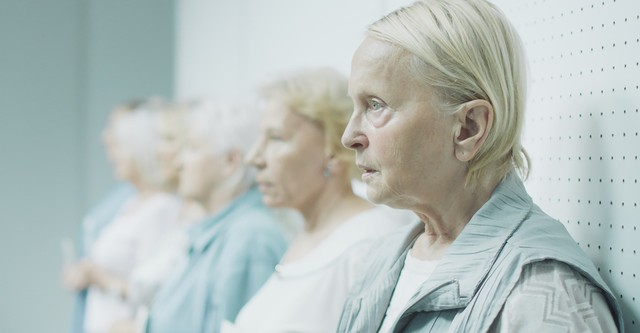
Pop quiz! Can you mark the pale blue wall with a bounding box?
[0,1,174,332]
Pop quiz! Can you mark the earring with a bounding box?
[323,167,331,178]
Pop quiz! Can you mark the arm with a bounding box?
[489,260,618,333]
[62,259,130,299]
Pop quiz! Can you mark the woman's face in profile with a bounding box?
[111,143,138,183]
[177,130,226,204]
[156,120,184,190]
[342,37,460,209]
[247,101,327,210]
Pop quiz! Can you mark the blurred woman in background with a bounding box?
[67,101,140,333]
[145,100,288,333]
[63,99,183,333]
[225,68,412,333]
[108,101,205,333]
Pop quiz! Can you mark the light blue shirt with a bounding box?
[71,182,136,333]
[147,188,288,333]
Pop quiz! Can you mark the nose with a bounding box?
[174,150,185,172]
[341,111,368,151]
[245,137,266,169]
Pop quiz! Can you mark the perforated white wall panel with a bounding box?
[492,0,640,329]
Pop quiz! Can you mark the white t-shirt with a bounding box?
[84,193,182,333]
[378,252,440,333]
[223,206,413,333]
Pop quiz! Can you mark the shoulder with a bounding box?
[219,203,288,257]
[491,260,619,332]
[227,202,283,236]
[503,204,602,276]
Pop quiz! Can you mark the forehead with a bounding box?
[350,38,415,90]
[350,37,430,105]
[262,100,306,128]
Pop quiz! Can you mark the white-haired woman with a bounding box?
[67,101,139,333]
[337,1,623,332]
[224,68,412,333]
[145,100,288,333]
[107,101,205,333]
[64,100,183,333]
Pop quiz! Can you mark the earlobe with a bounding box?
[222,150,243,176]
[324,154,343,176]
[453,100,494,162]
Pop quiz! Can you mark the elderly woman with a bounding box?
[145,100,288,333]
[224,68,412,333]
[338,1,623,332]
[67,101,139,333]
[108,101,205,333]
[64,100,184,333]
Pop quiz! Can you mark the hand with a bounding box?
[62,260,93,291]
[108,319,136,333]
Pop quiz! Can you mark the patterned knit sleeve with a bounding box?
[489,259,618,333]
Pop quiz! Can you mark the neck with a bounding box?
[203,184,246,216]
[298,176,369,234]
[411,177,499,260]
[130,178,158,199]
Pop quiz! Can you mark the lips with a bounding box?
[357,163,379,182]
[357,163,377,173]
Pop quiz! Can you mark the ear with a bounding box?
[221,149,243,177]
[324,153,343,176]
[453,100,494,162]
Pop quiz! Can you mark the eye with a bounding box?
[367,98,384,113]
[266,130,285,141]
[364,97,393,127]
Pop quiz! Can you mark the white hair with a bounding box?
[188,99,260,192]
[112,103,163,187]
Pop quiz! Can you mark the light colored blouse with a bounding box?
[71,183,136,333]
[379,254,439,333]
[83,192,182,333]
[225,206,413,333]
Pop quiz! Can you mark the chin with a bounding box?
[260,196,280,208]
[366,187,406,210]
[365,187,387,205]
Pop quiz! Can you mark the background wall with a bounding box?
[177,0,639,330]
[0,1,175,332]
[491,0,639,329]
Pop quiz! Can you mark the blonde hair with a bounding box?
[369,0,530,186]
[259,68,359,179]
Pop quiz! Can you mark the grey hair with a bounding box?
[188,99,259,192]
[112,99,165,187]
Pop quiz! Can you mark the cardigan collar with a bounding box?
[188,187,262,255]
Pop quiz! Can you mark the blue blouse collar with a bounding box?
[188,187,263,255]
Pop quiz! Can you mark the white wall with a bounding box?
[491,0,640,329]
[177,0,639,329]
[176,0,417,99]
